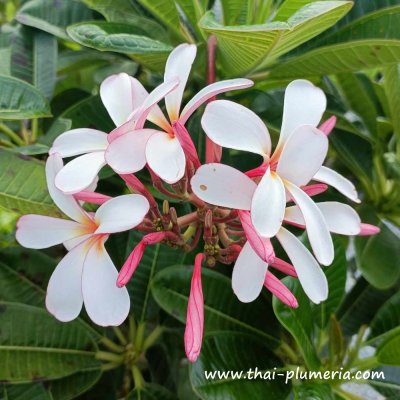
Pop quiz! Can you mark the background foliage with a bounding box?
[0,0,400,399]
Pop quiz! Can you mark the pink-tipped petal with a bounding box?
[120,174,157,208]
[251,168,286,238]
[232,242,268,303]
[164,44,197,121]
[179,78,253,124]
[185,253,204,363]
[46,240,88,322]
[55,152,106,195]
[201,100,271,157]
[313,166,360,203]
[301,183,328,197]
[276,125,328,187]
[82,240,130,326]
[145,133,186,184]
[172,121,200,168]
[359,223,381,236]
[238,210,275,263]
[46,154,90,223]
[319,116,336,136]
[264,272,298,308]
[277,80,327,152]
[245,163,268,178]
[276,227,328,304]
[16,215,87,249]
[191,164,256,210]
[205,139,222,164]
[74,191,112,205]
[95,194,149,234]
[117,232,167,287]
[105,129,157,174]
[270,258,297,277]
[50,129,108,157]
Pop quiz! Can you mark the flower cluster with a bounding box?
[16,44,379,362]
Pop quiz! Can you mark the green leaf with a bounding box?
[369,292,400,341]
[66,22,173,71]
[273,277,320,370]
[0,261,44,307]
[0,75,51,119]
[269,40,400,79]
[81,0,167,40]
[16,0,94,40]
[294,383,335,399]
[355,216,400,290]
[383,64,400,142]
[377,334,400,366]
[125,231,187,321]
[1,383,51,400]
[368,366,400,398]
[0,149,60,216]
[0,302,100,383]
[190,332,290,400]
[220,0,247,25]
[151,265,280,347]
[199,1,353,75]
[175,0,207,37]
[9,143,50,155]
[126,383,177,400]
[313,238,347,329]
[274,0,315,21]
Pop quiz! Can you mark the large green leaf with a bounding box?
[269,40,400,79]
[383,64,400,142]
[0,383,51,400]
[124,231,187,321]
[151,265,280,347]
[199,1,352,75]
[377,334,400,366]
[355,215,400,290]
[126,383,177,400]
[0,75,51,119]
[16,0,94,40]
[369,292,400,341]
[313,238,347,329]
[190,332,290,400]
[0,302,100,383]
[273,277,320,370]
[274,0,315,21]
[66,22,172,71]
[294,384,335,399]
[220,0,247,25]
[0,149,59,216]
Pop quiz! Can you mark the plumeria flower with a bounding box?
[50,75,179,194]
[191,163,375,304]
[15,154,150,326]
[200,80,362,266]
[105,43,253,184]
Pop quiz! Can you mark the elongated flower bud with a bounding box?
[319,116,336,136]
[359,223,380,236]
[264,272,298,308]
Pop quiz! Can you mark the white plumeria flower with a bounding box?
[16,154,150,326]
[104,43,253,184]
[191,164,365,303]
[50,74,179,194]
[200,80,361,266]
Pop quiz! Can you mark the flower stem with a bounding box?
[0,123,24,146]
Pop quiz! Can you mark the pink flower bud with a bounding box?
[172,121,201,168]
[74,191,112,205]
[264,272,298,308]
[270,258,297,277]
[319,116,336,136]
[359,223,380,236]
[185,253,205,363]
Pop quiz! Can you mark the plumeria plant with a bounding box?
[1,1,400,400]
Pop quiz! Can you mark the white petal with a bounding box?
[277,80,327,152]
[64,233,93,251]
[285,201,361,236]
[145,133,186,184]
[276,125,328,187]
[55,152,106,195]
[164,43,197,121]
[16,215,86,249]
[50,129,108,157]
[276,227,328,304]
[179,79,254,124]
[313,166,361,203]
[46,154,89,223]
[82,241,130,326]
[232,242,268,303]
[100,73,137,127]
[46,240,88,322]
[285,181,334,266]
[191,164,257,209]
[105,129,157,174]
[134,79,179,130]
[201,100,271,157]
[95,194,149,234]
[251,168,286,238]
